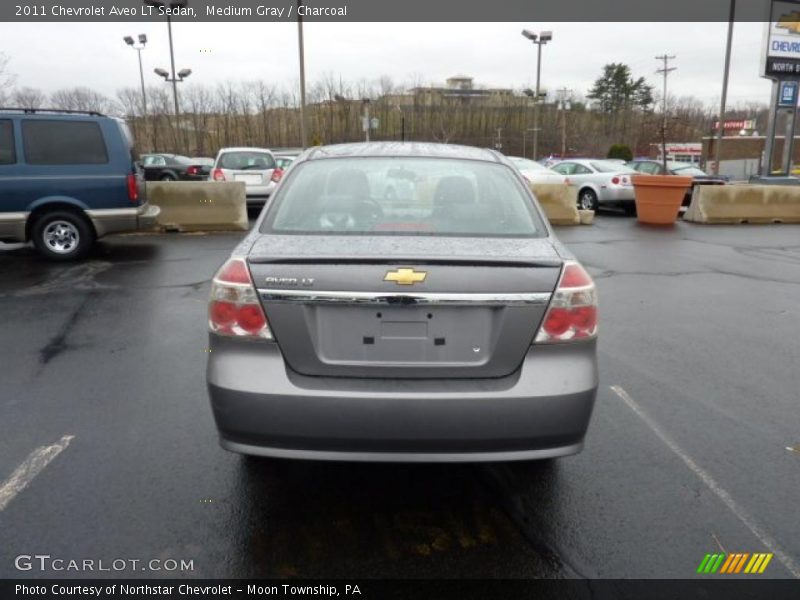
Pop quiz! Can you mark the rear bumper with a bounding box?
[598,187,635,203]
[207,339,599,462]
[86,203,160,237]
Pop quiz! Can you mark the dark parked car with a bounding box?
[206,142,599,463]
[628,160,728,205]
[0,108,157,260]
[140,153,210,181]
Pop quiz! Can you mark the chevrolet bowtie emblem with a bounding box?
[384,268,427,285]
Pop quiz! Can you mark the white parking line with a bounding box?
[0,435,74,512]
[610,385,800,579]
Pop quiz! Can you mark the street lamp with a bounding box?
[521,29,553,161]
[145,0,190,151]
[123,34,149,149]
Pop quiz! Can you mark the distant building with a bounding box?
[384,76,517,107]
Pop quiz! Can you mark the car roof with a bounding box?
[305,142,504,163]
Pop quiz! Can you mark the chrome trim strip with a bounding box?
[0,211,29,223]
[85,208,139,219]
[257,288,551,306]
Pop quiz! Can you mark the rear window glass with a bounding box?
[590,160,636,173]
[117,120,137,161]
[22,120,108,165]
[262,157,544,237]
[0,120,15,165]
[218,151,275,170]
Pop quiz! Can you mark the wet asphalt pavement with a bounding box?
[0,214,798,580]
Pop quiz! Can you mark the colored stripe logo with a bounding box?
[697,553,773,574]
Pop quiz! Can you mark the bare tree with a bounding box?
[11,87,46,109]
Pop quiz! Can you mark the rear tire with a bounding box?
[160,174,176,182]
[578,188,599,211]
[31,210,95,261]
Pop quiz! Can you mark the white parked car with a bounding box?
[507,156,567,185]
[210,147,278,206]
[550,159,637,213]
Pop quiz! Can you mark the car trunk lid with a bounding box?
[247,235,563,379]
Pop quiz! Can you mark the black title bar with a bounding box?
[0,0,785,22]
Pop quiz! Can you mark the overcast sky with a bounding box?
[2,22,773,107]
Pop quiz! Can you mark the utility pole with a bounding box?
[714,0,736,175]
[556,87,572,159]
[656,54,676,172]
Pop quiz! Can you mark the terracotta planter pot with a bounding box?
[631,174,693,225]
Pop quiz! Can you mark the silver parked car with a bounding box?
[506,156,567,185]
[551,159,637,213]
[210,147,278,206]
[206,142,599,463]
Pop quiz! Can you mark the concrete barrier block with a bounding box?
[530,183,580,225]
[684,184,800,224]
[145,182,249,232]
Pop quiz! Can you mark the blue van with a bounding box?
[0,109,159,260]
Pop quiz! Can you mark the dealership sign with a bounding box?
[763,0,800,78]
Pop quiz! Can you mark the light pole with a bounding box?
[123,34,150,150]
[714,0,736,175]
[297,0,308,149]
[146,0,190,152]
[521,29,552,161]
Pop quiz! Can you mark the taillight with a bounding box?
[127,173,138,202]
[271,168,284,183]
[534,261,598,344]
[209,258,272,340]
[611,176,620,185]
[187,166,199,176]
[212,168,226,182]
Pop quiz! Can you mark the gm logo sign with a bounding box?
[780,80,798,106]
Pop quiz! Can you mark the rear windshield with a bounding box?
[671,164,706,176]
[262,157,545,237]
[218,151,275,170]
[509,157,549,172]
[590,160,637,173]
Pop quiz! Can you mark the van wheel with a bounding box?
[31,211,94,261]
[160,174,176,181]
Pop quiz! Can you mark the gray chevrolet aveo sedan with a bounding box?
[206,142,598,462]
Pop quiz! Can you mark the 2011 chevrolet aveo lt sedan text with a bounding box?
[206,142,599,462]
